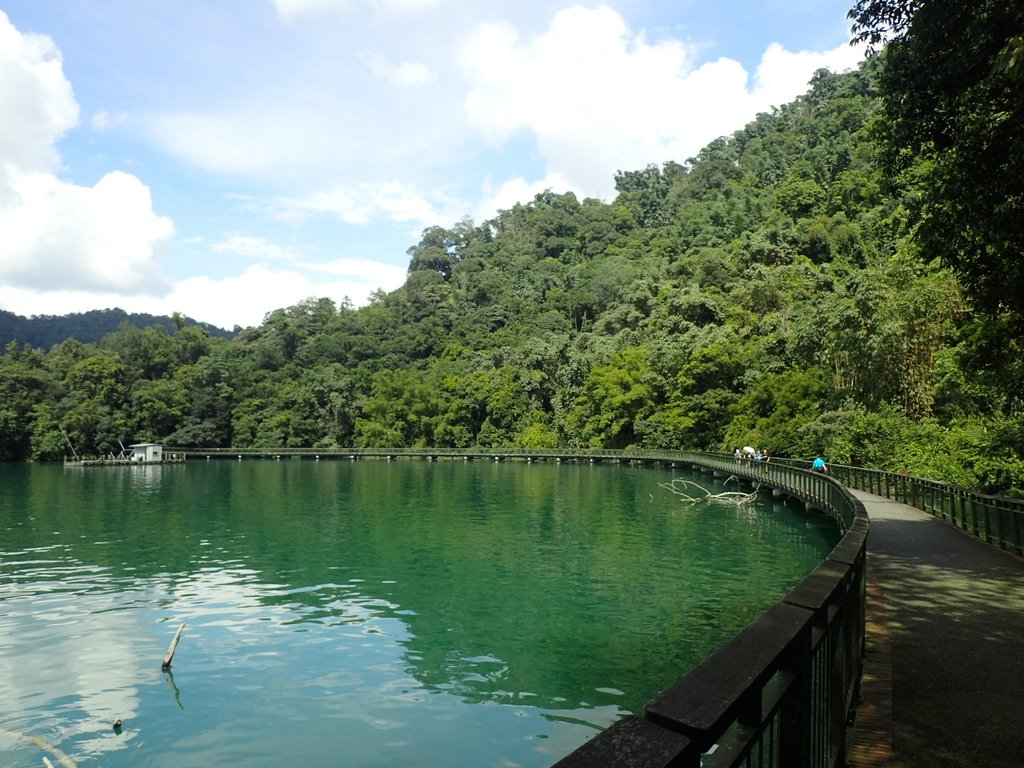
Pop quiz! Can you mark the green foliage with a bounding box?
[0,343,50,460]
[852,0,1024,317]
[1,55,1022,494]
[723,368,835,454]
[566,347,654,448]
[0,307,233,349]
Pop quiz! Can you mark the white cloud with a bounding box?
[0,9,409,332]
[150,106,337,179]
[164,263,406,328]
[461,5,866,201]
[462,6,702,198]
[0,12,174,297]
[146,70,469,195]
[302,256,407,284]
[0,5,871,331]
[0,256,407,330]
[365,54,436,87]
[0,260,407,330]
[149,96,461,189]
[274,181,465,228]
[751,40,865,108]
[273,0,440,22]
[474,171,573,221]
[146,5,867,224]
[213,235,299,261]
[90,108,128,131]
[0,11,78,172]
[0,168,173,293]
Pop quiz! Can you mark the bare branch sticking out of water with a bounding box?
[658,478,758,506]
[162,623,186,669]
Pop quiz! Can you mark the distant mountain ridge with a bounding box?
[0,308,236,350]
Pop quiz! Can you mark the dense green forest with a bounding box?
[0,308,236,350]
[3,3,1023,495]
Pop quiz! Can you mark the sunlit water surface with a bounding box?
[0,460,838,767]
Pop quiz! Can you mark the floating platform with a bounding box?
[63,456,186,468]
[64,452,186,467]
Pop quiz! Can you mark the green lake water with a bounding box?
[0,459,839,767]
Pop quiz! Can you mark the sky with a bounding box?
[0,1,866,330]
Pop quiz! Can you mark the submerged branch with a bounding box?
[658,478,758,506]
[0,728,79,768]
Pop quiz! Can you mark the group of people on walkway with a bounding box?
[734,446,770,462]
[732,446,828,473]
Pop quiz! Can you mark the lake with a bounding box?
[0,459,839,767]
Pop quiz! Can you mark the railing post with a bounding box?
[779,626,813,768]
[974,496,986,540]
[997,500,1010,552]
[1014,501,1024,558]
[985,499,998,547]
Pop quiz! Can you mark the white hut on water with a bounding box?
[129,443,164,463]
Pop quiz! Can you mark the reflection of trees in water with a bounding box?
[0,461,839,718]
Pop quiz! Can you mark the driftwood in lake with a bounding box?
[658,477,758,506]
[1,729,79,768]
[161,623,186,669]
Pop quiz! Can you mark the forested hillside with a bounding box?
[0,308,235,350]
[2,51,1023,494]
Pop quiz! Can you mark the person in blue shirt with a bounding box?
[812,456,828,473]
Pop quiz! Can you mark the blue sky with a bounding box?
[0,1,865,330]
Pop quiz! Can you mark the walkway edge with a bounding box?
[848,566,894,766]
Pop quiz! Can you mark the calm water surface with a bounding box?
[0,460,839,767]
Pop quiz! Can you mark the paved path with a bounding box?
[848,489,1024,767]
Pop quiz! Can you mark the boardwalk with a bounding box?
[848,489,1024,768]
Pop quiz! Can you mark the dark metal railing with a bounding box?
[552,453,867,768]
[174,446,691,461]
[172,445,867,767]
[777,459,1024,558]
[552,450,864,768]
[598,452,866,768]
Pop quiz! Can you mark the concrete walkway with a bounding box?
[848,489,1024,768]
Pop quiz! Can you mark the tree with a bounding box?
[406,220,481,281]
[613,162,684,228]
[566,347,654,448]
[850,0,1024,316]
[722,368,835,454]
[1,59,1022,492]
[129,378,187,441]
[0,343,51,459]
[101,323,173,381]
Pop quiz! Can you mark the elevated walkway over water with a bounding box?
[849,489,1024,768]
